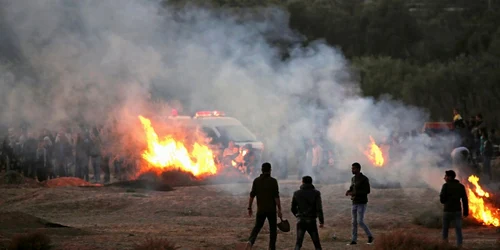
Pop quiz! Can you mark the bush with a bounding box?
[133,237,179,250]
[412,209,482,229]
[373,230,459,250]
[8,231,51,250]
[412,209,442,228]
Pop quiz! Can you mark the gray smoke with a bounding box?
[0,0,458,190]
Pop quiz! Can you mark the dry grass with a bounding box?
[412,209,482,229]
[1,178,499,249]
[369,219,402,230]
[8,231,51,250]
[412,209,443,229]
[373,230,459,250]
[132,237,180,250]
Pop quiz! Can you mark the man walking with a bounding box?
[291,176,324,250]
[345,162,374,245]
[246,162,282,250]
[440,170,469,247]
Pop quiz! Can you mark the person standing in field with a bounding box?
[291,175,324,250]
[345,162,374,245]
[245,162,282,250]
[440,170,469,247]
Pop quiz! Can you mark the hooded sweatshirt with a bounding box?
[291,183,324,224]
[440,179,469,215]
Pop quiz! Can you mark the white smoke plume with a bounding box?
[0,0,459,189]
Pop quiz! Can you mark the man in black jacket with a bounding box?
[440,170,469,247]
[246,162,282,250]
[345,162,374,245]
[291,176,324,250]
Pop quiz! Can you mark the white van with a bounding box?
[161,110,264,151]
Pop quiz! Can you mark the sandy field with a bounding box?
[0,174,499,250]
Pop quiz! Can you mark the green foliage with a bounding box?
[284,1,500,124]
[164,0,287,8]
[354,54,500,124]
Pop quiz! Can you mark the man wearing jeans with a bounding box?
[345,162,374,245]
[246,162,282,250]
[440,170,469,247]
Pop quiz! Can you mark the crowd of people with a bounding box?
[0,126,138,183]
[451,109,499,180]
[1,108,497,184]
[0,124,289,183]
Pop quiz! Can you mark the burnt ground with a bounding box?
[1,175,500,250]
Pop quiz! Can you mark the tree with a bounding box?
[361,0,422,59]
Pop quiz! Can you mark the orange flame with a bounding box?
[231,148,248,174]
[365,136,385,167]
[466,175,500,226]
[138,116,218,177]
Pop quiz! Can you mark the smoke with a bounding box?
[0,0,458,190]
[327,96,455,190]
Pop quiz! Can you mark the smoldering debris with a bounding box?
[107,169,251,191]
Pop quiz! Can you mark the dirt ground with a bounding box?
[0,175,499,250]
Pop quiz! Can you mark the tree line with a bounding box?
[168,0,500,126]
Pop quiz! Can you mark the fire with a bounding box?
[466,175,500,226]
[364,136,385,167]
[231,148,248,174]
[138,116,218,177]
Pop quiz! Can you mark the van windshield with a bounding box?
[216,125,257,142]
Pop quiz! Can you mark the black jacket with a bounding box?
[291,183,324,224]
[250,173,279,213]
[348,173,370,204]
[484,140,494,157]
[440,179,469,215]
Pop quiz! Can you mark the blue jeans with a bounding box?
[90,156,101,182]
[351,204,373,242]
[442,212,463,246]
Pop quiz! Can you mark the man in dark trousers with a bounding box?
[291,176,324,250]
[345,162,374,245]
[440,170,469,247]
[246,162,282,250]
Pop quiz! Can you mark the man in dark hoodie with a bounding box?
[345,162,374,245]
[440,170,468,247]
[245,162,282,250]
[291,176,324,250]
